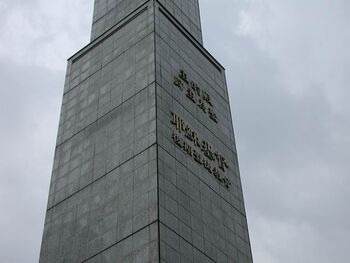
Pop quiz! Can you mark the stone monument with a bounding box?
[39,1,253,262]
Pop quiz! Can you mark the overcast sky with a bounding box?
[0,0,349,262]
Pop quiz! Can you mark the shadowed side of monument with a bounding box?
[154,2,253,262]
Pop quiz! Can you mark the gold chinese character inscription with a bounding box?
[173,70,218,123]
[170,112,231,189]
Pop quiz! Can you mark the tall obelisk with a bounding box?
[39,1,253,262]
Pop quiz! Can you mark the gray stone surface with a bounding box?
[84,222,159,263]
[91,0,149,40]
[157,0,202,43]
[40,1,253,262]
[40,146,158,262]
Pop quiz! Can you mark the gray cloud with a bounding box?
[0,60,61,262]
[0,1,94,262]
[201,0,350,262]
[0,0,93,70]
[0,0,349,262]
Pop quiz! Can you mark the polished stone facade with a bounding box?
[40,1,253,262]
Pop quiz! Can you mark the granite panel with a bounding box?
[157,0,203,43]
[40,146,158,263]
[49,85,156,208]
[156,80,243,206]
[85,222,159,263]
[66,6,153,94]
[158,147,252,262]
[91,0,149,40]
[59,37,155,144]
[58,7,155,145]
[160,224,215,263]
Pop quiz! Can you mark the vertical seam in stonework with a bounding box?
[153,0,161,261]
